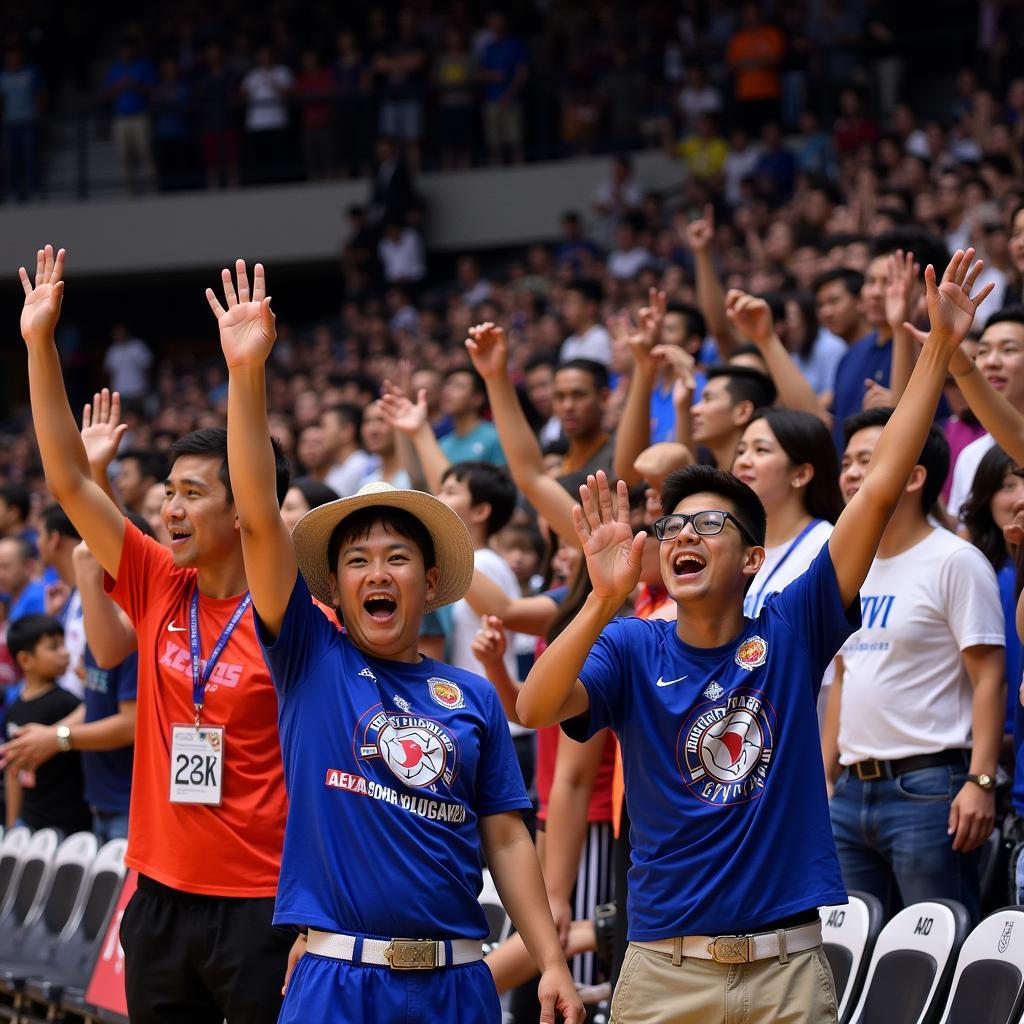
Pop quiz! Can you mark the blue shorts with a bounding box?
[279,952,501,1023]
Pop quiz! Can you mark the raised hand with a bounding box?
[572,471,646,601]
[862,379,894,410]
[81,388,128,472]
[725,289,773,348]
[19,244,66,346]
[903,248,995,354]
[378,380,428,435]
[206,259,276,368]
[637,287,667,348]
[685,204,714,252]
[471,615,507,670]
[44,579,71,619]
[465,321,510,380]
[884,249,919,332]
[655,344,697,392]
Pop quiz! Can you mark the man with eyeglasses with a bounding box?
[516,250,991,1022]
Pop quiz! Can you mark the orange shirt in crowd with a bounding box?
[105,520,287,897]
[726,26,784,101]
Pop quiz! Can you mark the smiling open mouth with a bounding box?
[169,529,192,543]
[363,594,398,621]
[672,552,707,577]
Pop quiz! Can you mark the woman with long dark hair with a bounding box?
[733,406,843,617]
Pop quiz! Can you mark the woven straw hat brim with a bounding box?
[290,482,475,614]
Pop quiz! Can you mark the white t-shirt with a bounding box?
[947,432,996,522]
[449,547,527,736]
[743,519,833,618]
[560,324,613,365]
[325,449,376,498]
[379,229,426,283]
[241,66,294,130]
[838,527,1004,763]
[607,246,652,281]
[58,589,85,701]
[103,338,152,399]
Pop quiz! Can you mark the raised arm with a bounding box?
[685,206,734,356]
[80,389,128,506]
[830,249,994,607]
[377,383,450,494]
[464,572,560,636]
[725,289,825,419]
[20,245,125,577]
[517,472,646,728]
[74,541,137,668]
[209,260,295,638]
[466,322,578,543]
[612,292,664,486]
[885,250,921,401]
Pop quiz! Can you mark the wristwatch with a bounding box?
[55,725,73,753]
[967,773,995,792]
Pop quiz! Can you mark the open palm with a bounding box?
[19,244,65,345]
[81,389,128,471]
[378,381,428,435]
[206,259,276,368]
[905,248,994,353]
[573,471,646,600]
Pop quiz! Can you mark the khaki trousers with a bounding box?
[610,942,838,1024]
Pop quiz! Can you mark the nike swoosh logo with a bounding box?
[167,622,187,633]
[656,675,687,687]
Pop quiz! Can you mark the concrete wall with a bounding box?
[0,152,681,277]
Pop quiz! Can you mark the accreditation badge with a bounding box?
[169,725,225,805]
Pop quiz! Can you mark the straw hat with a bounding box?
[291,481,475,613]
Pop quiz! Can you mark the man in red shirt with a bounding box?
[19,245,294,1024]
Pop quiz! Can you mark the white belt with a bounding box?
[307,929,483,970]
[635,920,822,965]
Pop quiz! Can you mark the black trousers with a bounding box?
[120,874,294,1024]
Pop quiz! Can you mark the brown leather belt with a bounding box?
[850,749,968,782]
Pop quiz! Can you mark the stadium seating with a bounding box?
[934,906,1024,1024]
[848,899,971,1024]
[821,891,885,1024]
[0,829,30,922]
[0,829,59,961]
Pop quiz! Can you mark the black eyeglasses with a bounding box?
[653,510,758,546]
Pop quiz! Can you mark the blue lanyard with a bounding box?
[189,587,251,726]
[749,519,823,614]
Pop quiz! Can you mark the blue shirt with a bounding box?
[439,421,506,466]
[81,648,136,813]
[832,331,891,451]
[480,36,528,102]
[650,372,706,444]
[103,58,157,116]
[257,576,531,937]
[7,579,46,622]
[567,545,858,940]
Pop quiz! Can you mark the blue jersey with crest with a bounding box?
[257,575,530,938]
[567,545,859,941]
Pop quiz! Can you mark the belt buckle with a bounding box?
[707,935,752,964]
[855,759,883,782]
[384,939,437,970]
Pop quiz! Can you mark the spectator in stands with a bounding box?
[0,537,46,623]
[523,353,562,445]
[439,368,505,466]
[295,49,335,181]
[240,45,294,185]
[333,30,372,178]
[591,154,643,248]
[675,113,729,183]
[555,211,601,274]
[37,505,86,700]
[103,324,153,403]
[152,57,193,191]
[280,477,339,532]
[434,27,478,169]
[0,484,35,546]
[552,359,614,477]
[368,135,417,228]
[726,3,785,131]
[320,403,374,497]
[112,449,164,514]
[676,64,722,139]
[196,43,240,190]
[361,401,413,488]
[373,8,427,171]
[410,365,453,439]
[560,280,612,365]
[102,35,158,193]
[3,613,91,834]
[689,365,777,470]
[606,214,653,281]
[0,46,44,202]
[825,410,1003,924]
[378,218,426,287]
[479,11,528,165]
[813,268,869,345]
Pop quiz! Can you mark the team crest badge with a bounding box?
[354,707,460,789]
[703,680,724,700]
[677,687,777,806]
[734,636,767,671]
[428,677,465,710]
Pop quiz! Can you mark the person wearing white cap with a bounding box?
[207,260,582,1024]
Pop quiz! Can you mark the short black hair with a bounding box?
[872,228,949,278]
[118,448,169,483]
[556,358,610,391]
[705,365,777,409]
[167,427,291,507]
[322,403,363,434]
[441,461,516,536]
[666,302,707,340]
[41,504,80,542]
[525,351,559,374]
[327,507,436,574]
[7,613,64,661]
[444,366,487,398]
[0,535,35,562]
[125,509,156,539]
[812,267,864,298]
[292,476,340,510]
[842,407,950,513]
[982,304,1024,332]
[0,484,31,522]
[565,279,603,305]
[660,465,767,548]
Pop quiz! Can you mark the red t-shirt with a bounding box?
[105,521,287,897]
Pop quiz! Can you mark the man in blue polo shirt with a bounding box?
[518,249,991,1022]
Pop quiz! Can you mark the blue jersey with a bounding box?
[81,648,136,813]
[257,576,531,938]
[832,331,891,451]
[567,545,858,941]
